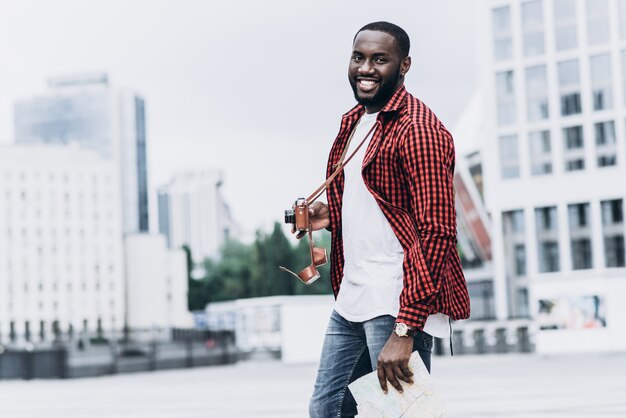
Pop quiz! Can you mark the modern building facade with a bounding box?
[158,171,234,263]
[14,73,149,234]
[0,145,125,343]
[482,0,626,352]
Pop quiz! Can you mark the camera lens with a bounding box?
[284,209,295,224]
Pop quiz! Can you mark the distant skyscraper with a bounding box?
[158,171,235,263]
[14,73,149,233]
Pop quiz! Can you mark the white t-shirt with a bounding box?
[334,112,450,338]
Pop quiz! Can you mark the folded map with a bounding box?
[348,351,446,417]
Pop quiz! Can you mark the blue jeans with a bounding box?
[309,310,433,418]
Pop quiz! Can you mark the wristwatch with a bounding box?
[394,323,416,337]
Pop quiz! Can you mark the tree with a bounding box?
[185,222,333,310]
[183,245,209,311]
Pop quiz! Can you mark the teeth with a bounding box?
[360,80,376,86]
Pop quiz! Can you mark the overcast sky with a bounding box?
[0,0,480,238]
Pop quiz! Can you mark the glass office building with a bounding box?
[14,73,149,233]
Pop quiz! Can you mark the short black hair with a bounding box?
[354,21,410,58]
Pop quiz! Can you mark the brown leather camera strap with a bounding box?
[279,118,376,283]
[306,122,377,204]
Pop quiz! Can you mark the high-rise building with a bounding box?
[158,171,234,263]
[0,145,125,342]
[14,73,149,234]
[482,0,626,352]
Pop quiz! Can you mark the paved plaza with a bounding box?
[0,353,625,417]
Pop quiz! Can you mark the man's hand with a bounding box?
[292,201,330,239]
[377,334,414,394]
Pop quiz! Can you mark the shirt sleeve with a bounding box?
[396,122,457,330]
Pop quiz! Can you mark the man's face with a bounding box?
[348,30,410,112]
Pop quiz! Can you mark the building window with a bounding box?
[503,210,527,277]
[536,206,560,272]
[563,126,585,171]
[499,135,520,178]
[529,130,552,175]
[493,6,512,61]
[595,121,617,167]
[568,203,593,270]
[558,60,582,116]
[25,321,31,341]
[467,281,496,320]
[521,0,545,56]
[590,54,613,111]
[601,199,625,267]
[516,288,530,318]
[554,0,578,50]
[9,321,16,341]
[515,244,527,276]
[525,65,549,121]
[570,239,592,269]
[496,71,516,125]
[539,241,560,272]
[586,0,610,45]
[621,50,626,105]
[619,0,626,39]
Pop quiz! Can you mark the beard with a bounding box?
[349,64,402,109]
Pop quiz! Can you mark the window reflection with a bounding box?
[521,0,545,56]
[554,0,578,50]
[563,126,585,171]
[493,6,513,61]
[529,130,552,175]
[496,70,516,125]
[590,54,613,111]
[586,0,610,45]
[525,65,549,121]
[595,121,617,167]
[536,206,560,273]
[568,203,593,270]
[499,135,520,178]
[558,60,582,116]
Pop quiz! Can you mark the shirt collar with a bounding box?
[342,85,408,119]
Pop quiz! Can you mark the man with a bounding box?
[304,22,470,417]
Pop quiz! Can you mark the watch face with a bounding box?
[395,323,408,337]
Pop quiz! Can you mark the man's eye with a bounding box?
[352,55,363,62]
[375,58,387,64]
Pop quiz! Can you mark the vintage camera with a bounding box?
[284,198,310,232]
[280,197,328,285]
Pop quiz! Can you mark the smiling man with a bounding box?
[305,22,470,417]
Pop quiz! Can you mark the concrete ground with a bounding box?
[0,353,625,417]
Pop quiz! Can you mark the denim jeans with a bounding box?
[309,310,433,418]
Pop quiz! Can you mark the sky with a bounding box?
[0,0,480,239]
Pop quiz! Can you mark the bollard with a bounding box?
[473,329,486,354]
[495,328,507,353]
[517,326,532,353]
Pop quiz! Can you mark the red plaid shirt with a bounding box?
[326,86,470,330]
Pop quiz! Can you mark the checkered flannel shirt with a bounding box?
[325,85,471,330]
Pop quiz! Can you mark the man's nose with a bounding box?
[358,60,375,74]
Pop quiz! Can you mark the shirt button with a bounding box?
[418,316,424,321]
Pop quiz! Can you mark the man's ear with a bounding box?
[401,56,411,76]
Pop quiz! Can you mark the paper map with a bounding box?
[348,351,446,417]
